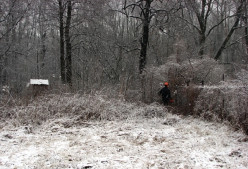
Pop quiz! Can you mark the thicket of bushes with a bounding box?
[141,59,248,134]
[1,57,247,135]
[0,91,167,126]
[194,82,248,134]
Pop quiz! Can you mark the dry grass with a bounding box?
[0,92,167,127]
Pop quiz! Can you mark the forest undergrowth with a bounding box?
[0,82,247,136]
[0,91,167,127]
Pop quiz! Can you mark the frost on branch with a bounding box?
[141,57,225,103]
[194,75,248,134]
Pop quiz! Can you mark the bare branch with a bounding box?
[178,16,201,33]
[206,14,236,37]
[204,0,213,26]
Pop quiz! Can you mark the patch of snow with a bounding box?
[0,115,248,168]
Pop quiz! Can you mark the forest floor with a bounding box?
[0,113,248,169]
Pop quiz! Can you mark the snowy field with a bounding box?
[0,114,248,169]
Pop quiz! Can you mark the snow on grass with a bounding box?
[0,114,248,169]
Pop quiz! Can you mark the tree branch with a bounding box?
[178,16,201,33]
[214,0,244,60]
[206,15,235,37]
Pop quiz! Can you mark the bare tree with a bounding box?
[57,0,72,87]
[243,0,248,55]
[123,0,153,74]
[181,0,237,57]
[0,0,31,92]
[58,0,66,84]
[122,0,180,74]
[65,0,72,87]
[215,0,245,60]
[185,0,213,56]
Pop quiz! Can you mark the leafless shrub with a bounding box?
[0,91,168,126]
[141,58,225,104]
[175,58,225,85]
[194,78,248,134]
[175,85,201,116]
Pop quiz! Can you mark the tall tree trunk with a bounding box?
[65,0,72,86]
[39,2,46,77]
[199,32,206,56]
[197,1,207,56]
[58,0,66,84]
[41,32,46,73]
[215,1,244,60]
[139,0,151,74]
[187,0,212,56]
[245,21,248,55]
[244,0,248,55]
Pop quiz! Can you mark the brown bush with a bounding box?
[173,86,201,115]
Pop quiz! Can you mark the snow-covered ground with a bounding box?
[0,114,248,169]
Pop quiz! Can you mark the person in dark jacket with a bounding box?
[159,82,172,105]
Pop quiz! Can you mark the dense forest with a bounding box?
[0,0,247,92]
[0,1,248,168]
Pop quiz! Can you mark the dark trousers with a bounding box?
[162,99,169,105]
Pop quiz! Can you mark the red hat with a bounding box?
[164,82,169,86]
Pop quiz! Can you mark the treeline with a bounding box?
[0,0,247,95]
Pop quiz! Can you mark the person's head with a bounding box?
[164,82,169,86]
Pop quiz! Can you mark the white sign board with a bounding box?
[30,79,49,85]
